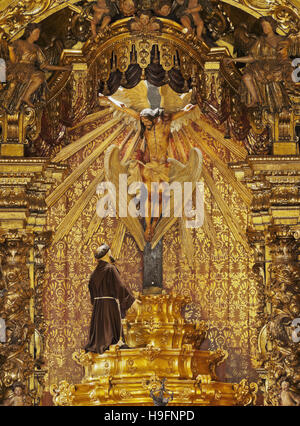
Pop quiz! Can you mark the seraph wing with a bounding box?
[110,80,151,112]
[170,104,201,133]
[159,84,192,113]
[104,144,146,251]
[151,147,203,249]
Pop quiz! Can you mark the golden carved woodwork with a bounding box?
[0,1,299,41]
[231,157,300,405]
[0,159,66,405]
[50,293,258,406]
[0,106,42,156]
[0,0,300,407]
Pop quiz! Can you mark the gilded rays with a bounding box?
[47,91,252,256]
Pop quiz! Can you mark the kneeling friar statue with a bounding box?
[85,244,135,354]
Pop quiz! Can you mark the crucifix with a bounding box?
[143,239,163,292]
[142,83,163,293]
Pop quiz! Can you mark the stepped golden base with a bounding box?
[50,292,257,406]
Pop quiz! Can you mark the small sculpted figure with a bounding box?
[280,381,300,406]
[91,0,118,38]
[175,0,204,40]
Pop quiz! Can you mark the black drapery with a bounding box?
[98,60,191,96]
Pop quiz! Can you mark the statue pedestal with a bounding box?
[51,292,257,406]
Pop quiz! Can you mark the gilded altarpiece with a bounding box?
[42,117,259,400]
[1,0,300,407]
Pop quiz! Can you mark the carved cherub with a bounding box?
[3,384,29,406]
[154,0,173,18]
[175,0,204,40]
[280,381,300,406]
[91,0,118,38]
[128,10,162,33]
[118,0,137,16]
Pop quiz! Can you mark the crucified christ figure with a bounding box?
[103,96,195,241]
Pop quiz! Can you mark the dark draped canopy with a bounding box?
[99,59,191,96]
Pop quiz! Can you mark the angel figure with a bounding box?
[128,10,162,33]
[280,381,300,406]
[3,384,29,406]
[0,23,71,114]
[90,0,119,38]
[118,0,137,16]
[102,89,202,243]
[154,0,173,18]
[225,16,293,111]
[175,0,205,40]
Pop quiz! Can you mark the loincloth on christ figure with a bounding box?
[142,160,170,183]
[127,159,170,186]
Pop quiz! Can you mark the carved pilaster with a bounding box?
[234,157,300,405]
[58,51,91,128]
[0,159,66,405]
[201,50,229,124]
[0,230,34,404]
[32,230,52,401]
[247,230,267,334]
[262,226,300,405]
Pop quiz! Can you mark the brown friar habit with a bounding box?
[85,260,135,354]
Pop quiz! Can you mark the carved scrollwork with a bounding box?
[0,230,34,404]
[233,378,258,406]
[272,5,300,34]
[50,380,75,406]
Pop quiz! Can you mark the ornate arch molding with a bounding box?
[81,18,209,100]
[1,1,300,155]
[1,0,300,41]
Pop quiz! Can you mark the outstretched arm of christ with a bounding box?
[99,94,140,119]
[171,103,196,120]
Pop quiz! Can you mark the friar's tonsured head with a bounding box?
[94,243,115,263]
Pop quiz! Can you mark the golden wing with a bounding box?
[104,144,146,251]
[159,84,192,113]
[110,81,151,112]
[151,147,203,249]
[170,104,201,133]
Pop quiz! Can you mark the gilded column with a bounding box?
[234,158,300,405]
[263,226,300,405]
[0,230,34,404]
[0,159,66,405]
